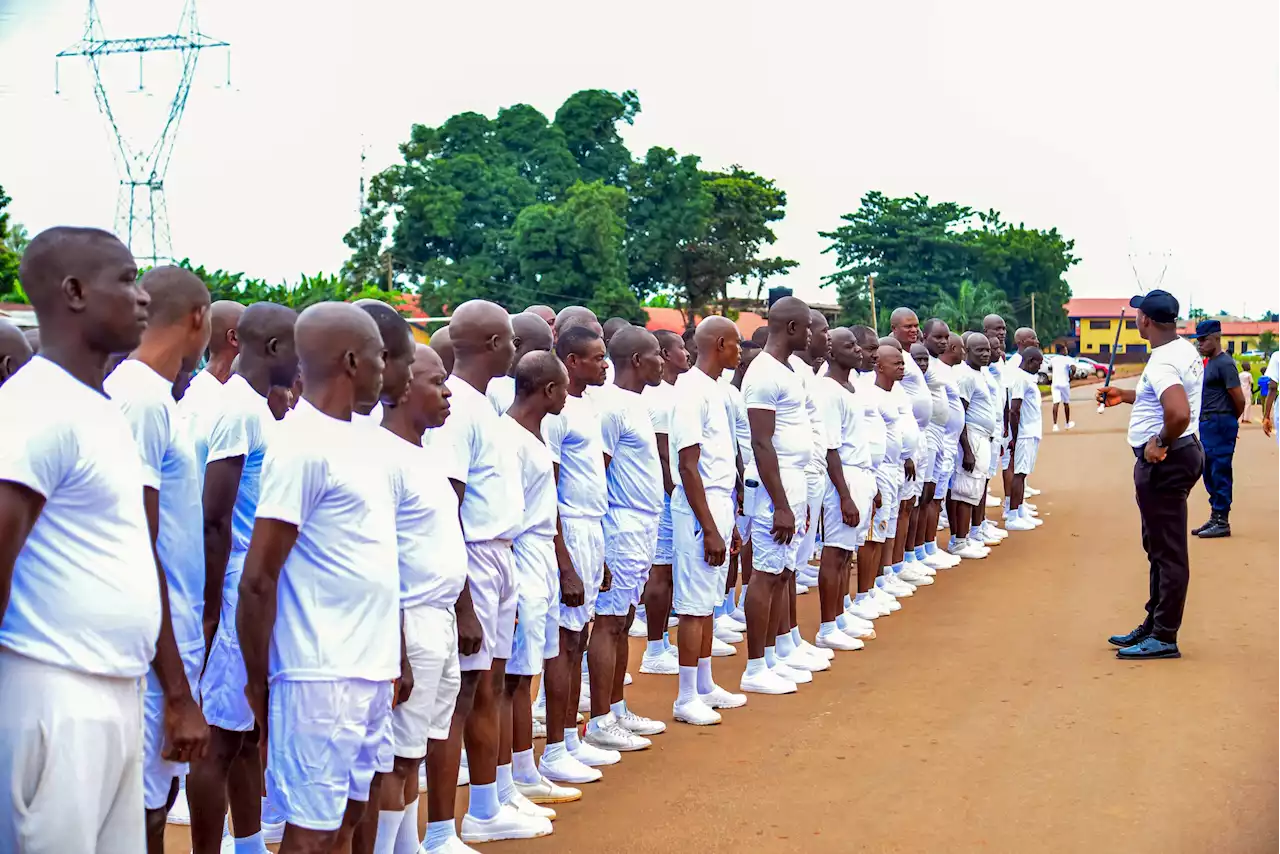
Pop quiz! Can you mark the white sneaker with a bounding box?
[538,749,602,784]
[584,719,651,752]
[913,560,937,576]
[505,789,557,821]
[815,629,863,651]
[1027,515,1044,527]
[780,648,830,673]
[921,551,955,570]
[798,637,835,662]
[460,804,553,843]
[569,739,620,767]
[713,622,743,644]
[628,617,648,638]
[711,636,737,657]
[1052,423,1060,432]
[870,585,901,612]
[771,660,812,683]
[740,667,798,694]
[841,612,876,633]
[167,789,190,825]
[986,494,1002,508]
[1023,502,1038,513]
[699,684,748,709]
[420,763,429,793]
[1066,421,1075,430]
[881,573,915,596]
[673,697,722,726]
[516,775,582,804]
[898,565,932,585]
[1004,516,1036,531]
[640,651,679,675]
[532,719,547,740]
[847,598,882,621]
[614,707,666,736]
[797,572,819,589]
[623,671,632,686]
[952,541,988,560]
[532,693,547,721]
[577,682,591,713]
[1026,485,1041,496]
[716,613,747,633]
[795,581,810,595]
[426,838,480,854]
[982,520,1008,540]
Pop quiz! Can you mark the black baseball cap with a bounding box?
[1192,319,1222,338]
[1129,289,1180,323]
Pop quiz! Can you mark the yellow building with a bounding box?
[1176,320,1279,356]
[1064,298,1151,360]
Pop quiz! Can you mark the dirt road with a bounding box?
[169,384,1279,853]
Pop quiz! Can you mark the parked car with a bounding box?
[1073,356,1108,379]
[1037,354,1094,385]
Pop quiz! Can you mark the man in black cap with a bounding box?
[1191,319,1245,539]
[1097,290,1204,660]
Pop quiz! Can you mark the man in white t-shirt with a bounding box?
[190,300,298,854]
[0,227,166,852]
[182,300,244,414]
[741,297,817,696]
[103,266,215,850]
[588,327,669,746]
[1262,351,1279,438]
[1049,352,1074,431]
[430,301,549,844]
[951,333,1004,554]
[1001,327,1040,498]
[636,330,690,673]
[668,316,745,723]
[1004,348,1045,532]
[0,318,33,387]
[791,310,831,590]
[937,332,982,561]
[1098,290,1204,660]
[982,316,1009,518]
[719,339,761,633]
[235,304,399,849]
[488,312,554,415]
[352,299,417,431]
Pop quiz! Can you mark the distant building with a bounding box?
[1064,297,1278,362]
[1176,320,1278,356]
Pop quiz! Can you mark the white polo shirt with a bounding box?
[375,427,467,612]
[256,400,399,683]
[106,359,205,654]
[669,366,737,511]
[1128,337,1204,448]
[742,352,812,500]
[595,383,663,515]
[433,376,524,543]
[0,357,160,678]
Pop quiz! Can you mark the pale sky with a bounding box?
[1,0,1277,316]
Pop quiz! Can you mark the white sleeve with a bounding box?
[743,372,779,412]
[433,407,475,484]
[541,413,565,466]
[669,391,705,453]
[254,441,328,527]
[599,401,622,457]
[820,387,842,452]
[1144,358,1184,398]
[113,394,170,491]
[0,405,77,499]
[206,407,251,465]
[1266,353,1280,383]
[955,369,975,403]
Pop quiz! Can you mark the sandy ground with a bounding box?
[168,381,1279,853]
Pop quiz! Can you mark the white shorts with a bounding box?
[793,471,826,568]
[671,491,735,616]
[822,467,876,551]
[1014,437,1040,476]
[509,535,561,676]
[871,466,903,543]
[922,424,947,484]
[1000,434,1012,470]
[200,629,255,732]
[654,495,674,565]
[747,474,808,576]
[951,434,991,505]
[559,517,604,632]
[1051,384,1071,404]
[459,540,517,672]
[392,605,460,757]
[988,436,1003,479]
[267,679,394,832]
[0,649,145,853]
[937,433,961,488]
[599,507,659,616]
[903,445,926,500]
[143,642,203,808]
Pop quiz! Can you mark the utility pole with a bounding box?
[1031,293,1036,333]
[867,273,878,333]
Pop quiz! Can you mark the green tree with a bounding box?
[965,211,1078,342]
[1258,329,1278,355]
[1188,307,1207,320]
[0,186,23,302]
[928,280,1012,332]
[553,90,640,186]
[626,146,710,303]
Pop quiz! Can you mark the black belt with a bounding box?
[1132,434,1200,457]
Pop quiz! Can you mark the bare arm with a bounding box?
[1157,385,1191,443]
[1227,385,1246,418]
[0,481,44,628]
[448,477,484,656]
[236,518,299,731]
[748,408,796,543]
[1265,384,1278,436]
[1008,399,1022,447]
[201,456,244,658]
[655,432,675,496]
[550,463,585,604]
[677,444,726,565]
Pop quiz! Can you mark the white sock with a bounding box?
[374,810,404,854]
[513,748,539,784]
[677,664,697,703]
[645,639,665,657]
[394,800,419,854]
[764,646,777,667]
[540,740,567,763]
[496,763,516,804]
[610,700,627,719]
[233,832,268,854]
[424,818,457,852]
[776,632,796,657]
[737,583,748,608]
[745,657,766,677]
[790,626,802,645]
[818,620,837,637]
[696,657,715,694]
[564,728,582,752]
[587,713,609,734]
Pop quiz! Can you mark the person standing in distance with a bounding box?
[1049,349,1074,432]
[1190,319,1245,539]
[1098,290,1204,660]
[1264,350,1280,439]
[0,226,177,852]
[0,317,34,386]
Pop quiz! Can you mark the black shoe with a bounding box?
[1191,517,1215,535]
[1108,625,1152,647]
[1198,520,1232,538]
[1116,636,1181,660]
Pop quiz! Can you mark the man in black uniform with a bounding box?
[1190,319,1245,539]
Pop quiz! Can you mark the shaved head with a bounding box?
[750,326,769,347]
[510,311,555,371]
[524,305,556,327]
[555,305,601,337]
[237,301,299,387]
[602,317,630,343]
[608,324,657,363]
[515,349,568,398]
[694,315,742,373]
[139,266,210,326]
[768,296,810,332]
[403,343,451,430]
[354,299,413,359]
[210,300,245,357]
[428,325,454,374]
[890,308,920,348]
[295,302,385,411]
[0,318,34,386]
[449,299,515,382]
[878,335,902,350]
[1014,327,1039,348]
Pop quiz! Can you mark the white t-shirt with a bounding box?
[1012,369,1044,440]
[595,384,663,515]
[487,375,515,415]
[1050,355,1071,387]
[818,376,873,471]
[955,362,1000,437]
[375,428,467,611]
[724,383,754,473]
[669,367,737,510]
[643,380,677,435]
[205,373,274,554]
[742,352,812,494]
[788,354,828,474]
[939,361,967,439]
[900,353,934,430]
[504,415,557,540]
[857,382,890,465]
[925,358,950,427]
[1127,337,1204,448]
[434,376,524,542]
[105,360,205,654]
[543,393,608,520]
[0,357,160,677]
[179,368,224,482]
[351,401,384,428]
[256,400,399,682]
[986,363,1008,437]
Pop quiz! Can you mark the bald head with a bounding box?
[237,301,299,387]
[750,326,769,347]
[295,302,385,410]
[878,336,902,350]
[0,318,34,386]
[139,266,210,326]
[1014,327,1039,348]
[554,305,602,337]
[18,226,134,310]
[449,300,515,380]
[514,349,568,399]
[875,342,905,384]
[510,311,554,368]
[942,332,964,365]
[965,330,992,367]
[1019,345,1044,374]
[695,315,738,350]
[354,299,413,359]
[602,317,630,343]
[768,296,810,332]
[982,314,1006,333]
[525,305,556,327]
[608,324,657,364]
[210,300,245,357]
[428,325,454,374]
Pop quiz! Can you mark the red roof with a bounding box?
[1063,298,1134,318]
[643,307,766,340]
[1178,320,1278,336]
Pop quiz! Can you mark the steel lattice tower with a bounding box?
[56,0,228,265]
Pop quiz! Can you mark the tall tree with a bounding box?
[0,186,22,302]
[928,279,1012,333]
[965,211,1079,342]
[554,90,640,186]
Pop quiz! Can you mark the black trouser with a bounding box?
[1199,413,1238,514]
[1133,437,1204,642]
